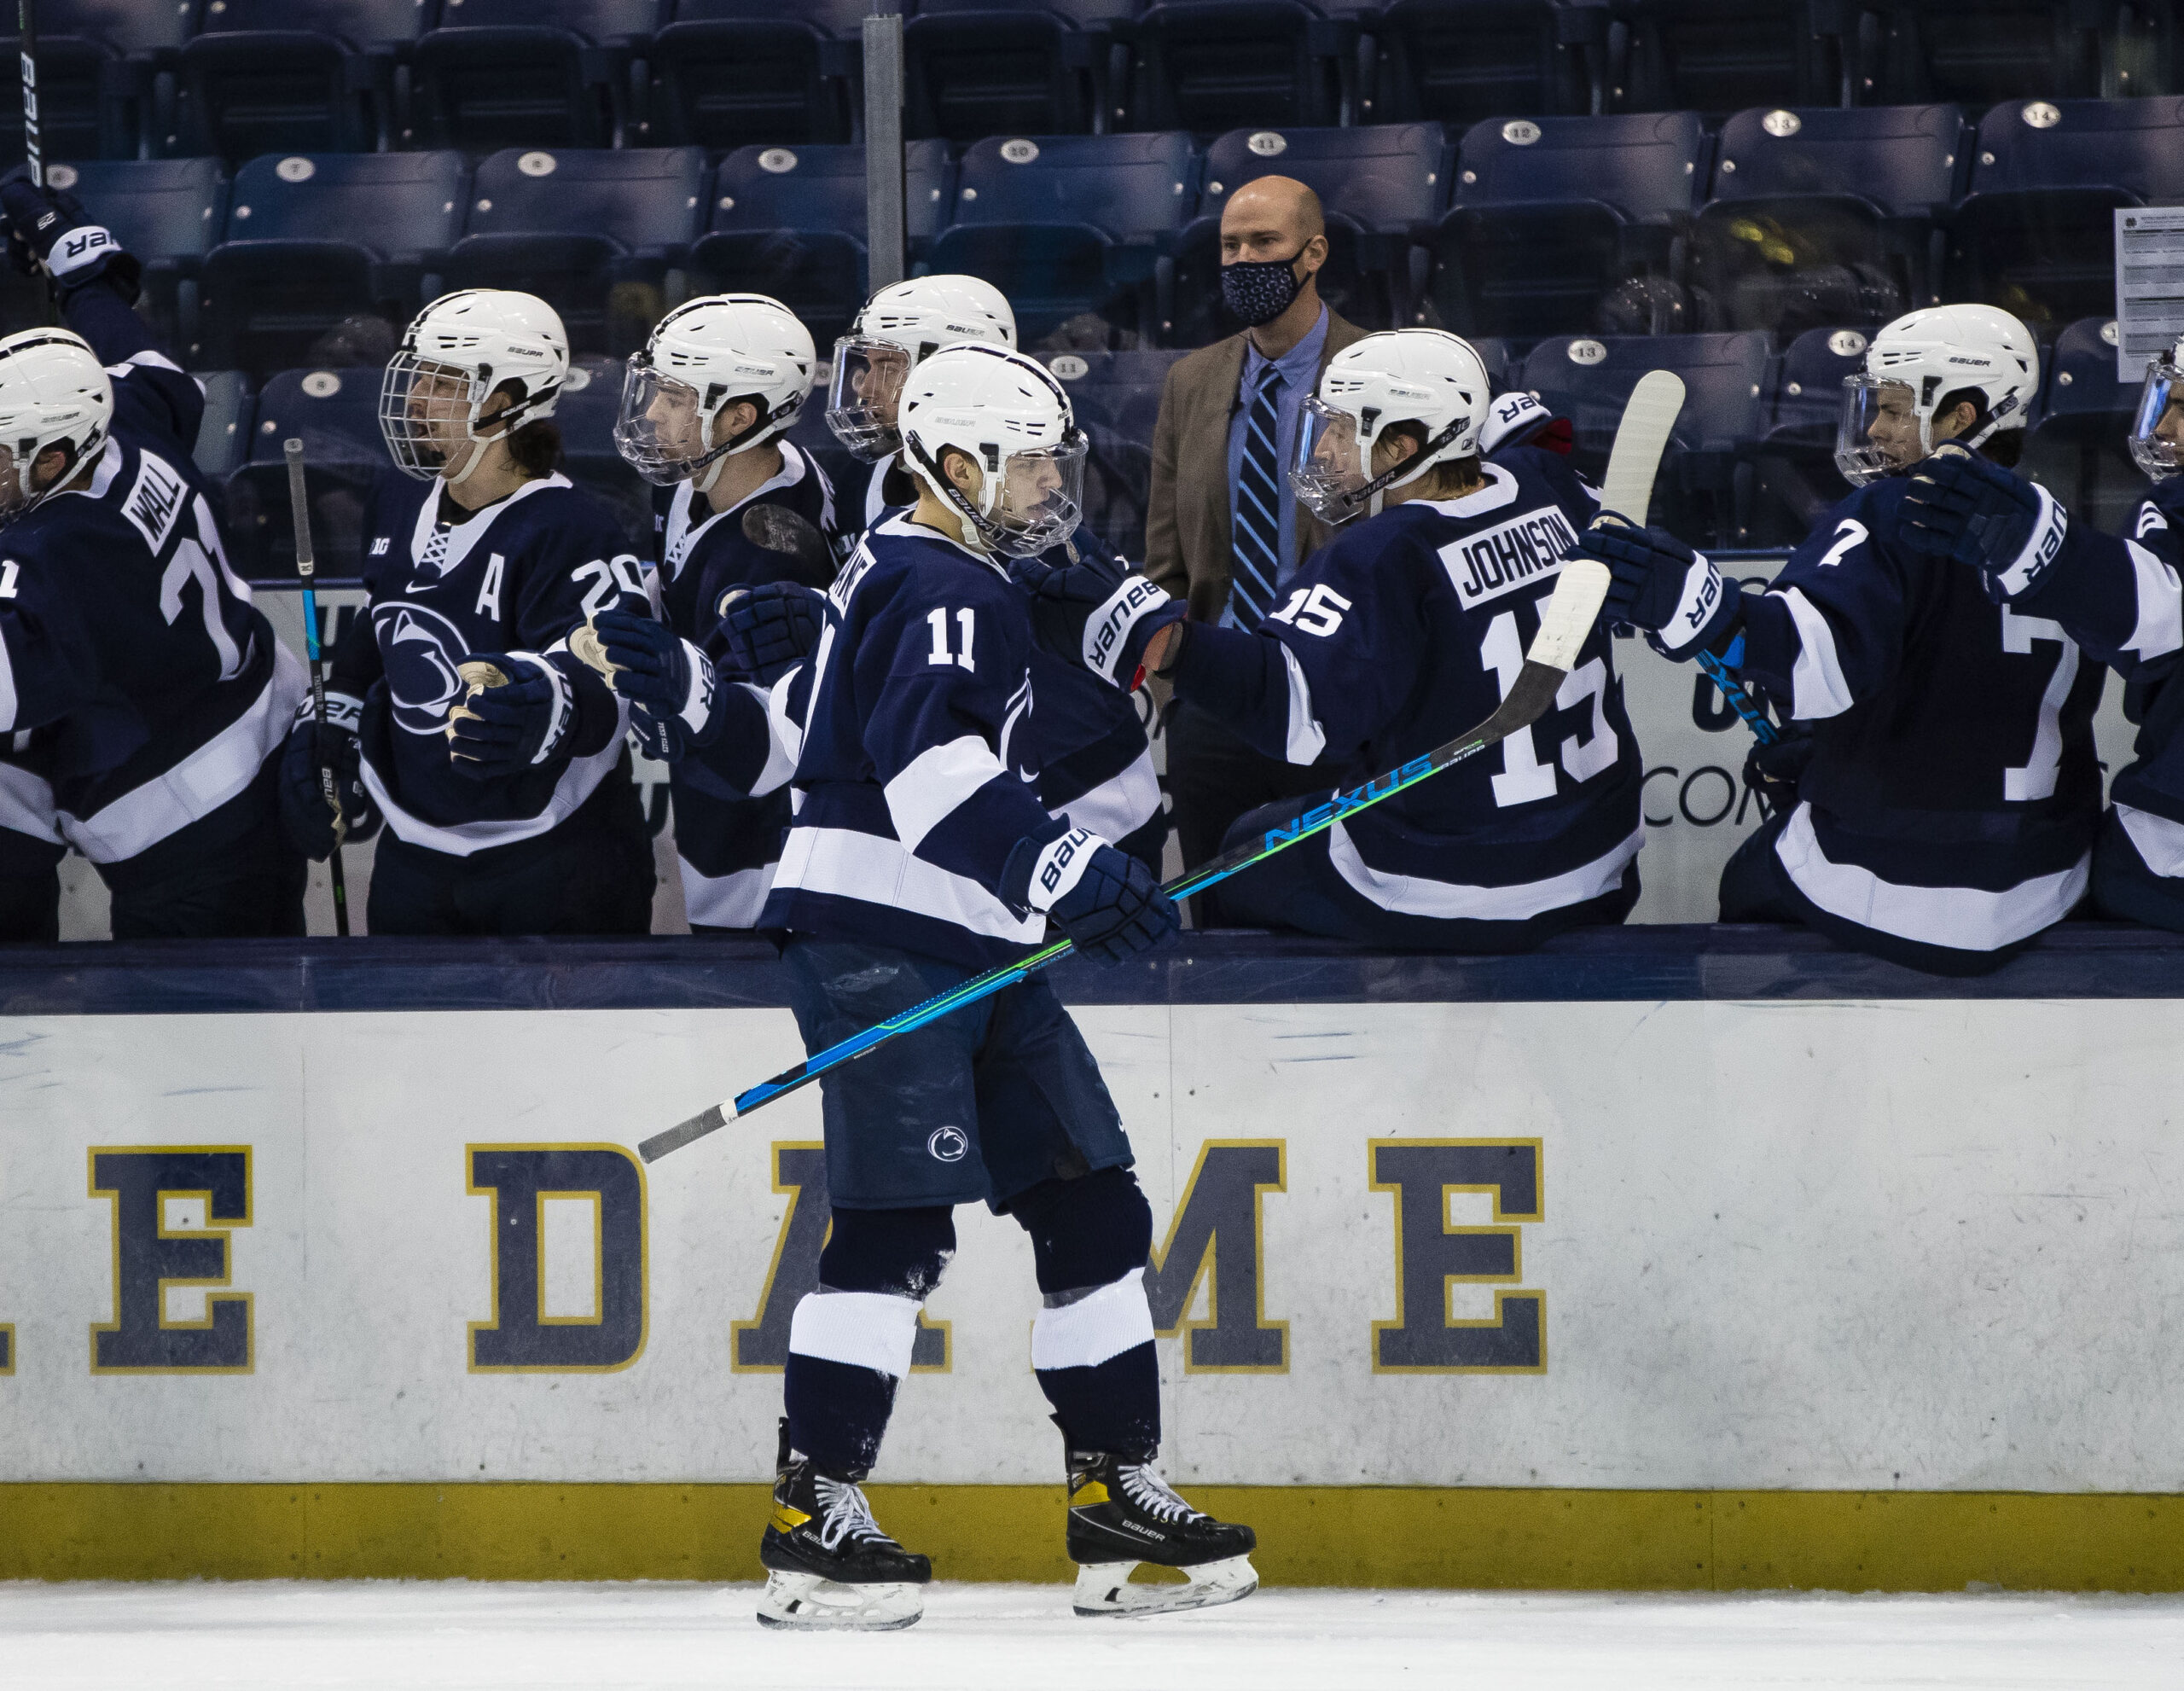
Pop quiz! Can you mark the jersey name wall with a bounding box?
[0,998,2175,1492]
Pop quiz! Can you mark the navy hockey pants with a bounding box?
[98,753,306,940]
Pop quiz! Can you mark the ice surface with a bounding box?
[5,1581,2181,1689]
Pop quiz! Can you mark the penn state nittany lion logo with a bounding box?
[372,601,473,735]
[926,1127,968,1163]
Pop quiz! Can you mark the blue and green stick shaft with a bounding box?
[1693,647,1778,747]
[285,439,350,937]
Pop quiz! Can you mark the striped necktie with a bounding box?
[1231,366,1285,631]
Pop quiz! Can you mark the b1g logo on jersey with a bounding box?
[372,601,473,735]
[1439,506,1581,609]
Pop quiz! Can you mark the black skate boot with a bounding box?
[757,1420,931,1630]
[1062,1432,1258,1617]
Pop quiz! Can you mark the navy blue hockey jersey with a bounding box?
[339,471,648,856]
[650,441,840,927]
[0,288,303,863]
[1170,449,1644,917]
[1731,474,2106,950]
[761,512,1080,968]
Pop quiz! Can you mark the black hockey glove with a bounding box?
[592,609,722,763]
[0,167,141,302]
[1741,727,1814,820]
[1899,444,2068,603]
[1585,522,1740,663]
[1008,543,1185,689]
[1002,826,1178,964]
[445,654,574,778]
[277,692,380,860]
[715,582,826,686]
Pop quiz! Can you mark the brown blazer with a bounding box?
[1143,307,1370,624]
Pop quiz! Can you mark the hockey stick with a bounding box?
[637,374,1687,1164]
[17,0,37,190]
[284,439,351,937]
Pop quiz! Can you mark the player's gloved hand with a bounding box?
[0,166,141,301]
[445,654,574,777]
[1008,541,1185,689]
[1900,443,2069,603]
[1585,521,1740,663]
[1000,827,1178,963]
[716,582,826,685]
[1478,390,1573,459]
[277,691,380,859]
[593,608,720,762]
[1742,728,1814,819]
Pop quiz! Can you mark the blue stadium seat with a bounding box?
[0,0,195,162]
[1174,123,1446,343]
[0,157,230,345]
[647,0,865,151]
[552,358,651,552]
[226,364,386,578]
[927,131,1196,347]
[1430,110,1704,340]
[903,0,1136,142]
[1607,0,1857,116]
[1748,323,1869,545]
[1696,103,1968,334]
[191,369,255,483]
[412,0,657,151]
[178,0,426,163]
[1043,346,1188,559]
[1949,96,2184,330]
[1368,0,1602,128]
[197,151,467,380]
[1517,330,1771,544]
[444,147,706,357]
[689,141,953,351]
[2023,314,2154,533]
[1874,0,2118,105]
[1129,0,1358,132]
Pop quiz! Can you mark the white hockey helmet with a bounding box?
[827,274,1017,462]
[1835,303,2038,485]
[0,327,112,522]
[614,293,815,492]
[1292,329,1489,524]
[380,289,569,485]
[2129,333,2184,481]
[899,342,1086,558]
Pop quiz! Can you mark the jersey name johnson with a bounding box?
[1440,505,1581,609]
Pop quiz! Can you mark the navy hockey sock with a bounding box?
[1037,1335,1161,1457]
[784,1351,900,1474]
[1014,1169,1162,1454]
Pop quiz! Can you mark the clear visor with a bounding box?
[1290,396,1373,523]
[826,338,915,462]
[380,353,485,481]
[961,433,1089,559]
[2130,354,2184,481]
[613,361,720,486]
[1834,374,1928,486]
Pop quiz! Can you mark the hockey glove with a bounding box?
[592,609,721,763]
[1001,826,1178,964]
[1008,543,1185,689]
[1900,444,2069,603]
[0,167,141,302]
[1742,727,1814,820]
[1586,522,1740,663]
[1479,390,1574,459]
[716,582,827,686]
[277,691,380,860]
[445,654,574,777]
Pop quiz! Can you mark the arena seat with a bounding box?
[411,0,657,151]
[1949,96,2184,330]
[196,150,467,380]
[1368,0,1603,129]
[1172,122,1445,342]
[550,358,653,551]
[444,147,706,357]
[1517,330,1771,545]
[2022,314,2154,533]
[1043,347,1189,559]
[1129,0,1358,133]
[0,156,229,346]
[0,0,195,163]
[224,364,387,578]
[1429,110,1705,340]
[1873,0,2117,105]
[646,0,868,151]
[190,369,256,484]
[1695,102,1967,334]
[177,0,427,163]
[903,0,1137,142]
[1745,322,1869,545]
[926,131,1197,347]
[1606,0,1858,116]
[689,140,954,351]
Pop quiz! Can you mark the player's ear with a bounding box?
[32,445,73,489]
[942,446,982,496]
[715,399,760,450]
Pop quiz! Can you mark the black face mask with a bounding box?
[1221,247,1307,328]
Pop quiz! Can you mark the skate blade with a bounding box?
[755,1569,924,1631]
[1072,1554,1258,1618]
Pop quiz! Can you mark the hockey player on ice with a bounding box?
[748,343,1255,1630]
[587,293,844,932]
[284,290,657,934]
[1020,328,1646,951]
[0,170,310,937]
[1887,330,2184,929]
[1579,304,2104,975]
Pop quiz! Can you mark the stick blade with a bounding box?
[639,1101,733,1164]
[1597,369,1686,526]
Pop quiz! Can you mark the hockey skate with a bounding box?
[757,1421,931,1630]
[1063,1438,1258,1618]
